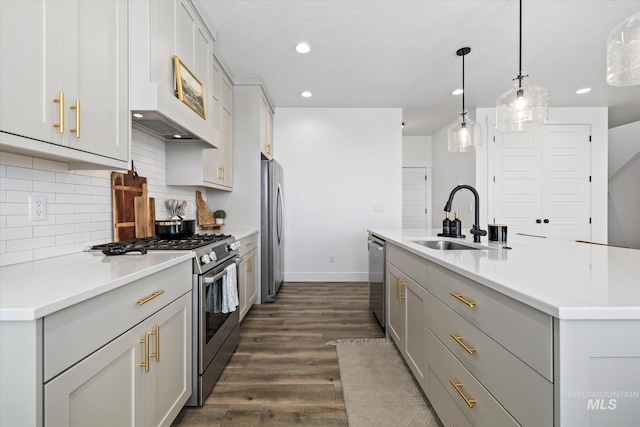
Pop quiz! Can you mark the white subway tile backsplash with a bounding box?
[34,244,75,261]
[55,172,92,185]
[33,180,75,194]
[0,131,199,266]
[75,184,108,196]
[0,177,33,191]
[0,202,28,215]
[7,236,56,252]
[0,226,33,241]
[56,213,92,224]
[0,250,33,267]
[7,166,56,182]
[33,224,74,237]
[56,193,91,204]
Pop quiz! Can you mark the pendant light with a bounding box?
[447,47,481,152]
[495,0,548,131]
[606,11,640,86]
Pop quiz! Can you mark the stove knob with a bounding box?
[209,251,217,261]
[229,241,240,251]
[200,254,211,264]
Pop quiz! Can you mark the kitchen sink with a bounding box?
[409,239,489,250]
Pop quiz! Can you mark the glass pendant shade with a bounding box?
[496,78,549,131]
[447,113,482,152]
[607,11,640,86]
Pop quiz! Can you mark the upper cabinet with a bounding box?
[260,94,275,159]
[130,0,219,147]
[0,0,129,169]
[166,54,234,190]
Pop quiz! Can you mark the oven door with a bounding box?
[199,258,239,373]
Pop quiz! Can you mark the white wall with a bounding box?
[274,108,402,282]
[430,124,477,231]
[0,130,206,267]
[608,120,640,249]
[402,136,432,167]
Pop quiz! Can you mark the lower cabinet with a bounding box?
[386,261,428,390]
[44,293,192,427]
[238,232,259,321]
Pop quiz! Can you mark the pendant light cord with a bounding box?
[518,0,523,89]
[462,53,466,120]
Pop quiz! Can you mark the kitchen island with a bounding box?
[369,228,640,427]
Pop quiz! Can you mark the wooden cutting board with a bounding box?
[134,184,156,238]
[112,170,147,241]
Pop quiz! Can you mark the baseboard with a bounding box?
[284,272,368,282]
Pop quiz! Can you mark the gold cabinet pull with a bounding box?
[53,92,65,133]
[139,332,150,373]
[70,99,80,138]
[247,257,252,273]
[395,278,406,301]
[450,334,476,355]
[267,144,271,155]
[150,325,160,363]
[450,292,476,308]
[137,290,165,305]
[246,242,253,247]
[449,380,476,408]
[218,166,224,180]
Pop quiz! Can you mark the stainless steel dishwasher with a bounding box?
[368,235,386,329]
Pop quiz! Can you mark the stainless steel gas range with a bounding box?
[92,233,242,406]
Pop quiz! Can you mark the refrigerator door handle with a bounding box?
[276,183,283,244]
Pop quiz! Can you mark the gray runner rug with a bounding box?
[326,338,442,427]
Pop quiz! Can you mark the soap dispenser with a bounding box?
[442,212,451,236]
[452,211,462,237]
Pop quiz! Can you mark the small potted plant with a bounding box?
[213,210,226,225]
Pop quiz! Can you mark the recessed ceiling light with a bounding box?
[451,89,464,95]
[133,113,144,118]
[295,42,311,54]
[576,87,591,94]
[300,91,312,98]
[173,135,182,139]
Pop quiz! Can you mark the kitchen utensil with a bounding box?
[101,247,148,256]
[112,167,147,242]
[155,217,195,239]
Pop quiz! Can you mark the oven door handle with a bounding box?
[204,269,227,284]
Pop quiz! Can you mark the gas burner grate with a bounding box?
[92,234,232,251]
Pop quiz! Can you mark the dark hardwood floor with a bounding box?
[172,282,384,426]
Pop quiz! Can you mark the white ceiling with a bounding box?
[198,0,640,135]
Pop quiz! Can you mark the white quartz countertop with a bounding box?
[0,251,194,321]
[368,229,640,320]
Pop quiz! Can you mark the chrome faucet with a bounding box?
[444,185,487,243]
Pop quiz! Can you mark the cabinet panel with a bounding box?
[44,320,146,427]
[428,330,520,427]
[387,243,428,287]
[386,263,405,347]
[405,280,428,390]
[429,291,552,426]
[239,248,258,322]
[428,263,553,381]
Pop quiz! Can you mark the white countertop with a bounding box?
[368,229,640,320]
[0,251,194,321]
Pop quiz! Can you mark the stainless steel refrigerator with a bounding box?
[261,159,284,303]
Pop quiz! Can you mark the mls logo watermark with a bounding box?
[568,390,640,411]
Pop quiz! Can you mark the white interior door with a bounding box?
[541,125,591,241]
[403,168,427,229]
[493,126,543,235]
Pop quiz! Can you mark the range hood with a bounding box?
[131,111,198,141]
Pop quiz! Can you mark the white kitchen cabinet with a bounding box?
[45,293,191,427]
[260,94,275,159]
[0,0,129,169]
[238,232,259,321]
[492,124,591,240]
[166,56,234,190]
[386,244,429,390]
[130,0,218,147]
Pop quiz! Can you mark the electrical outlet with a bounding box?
[329,254,336,263]
[29,195,47,221]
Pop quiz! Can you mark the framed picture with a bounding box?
[174,55,206,119]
